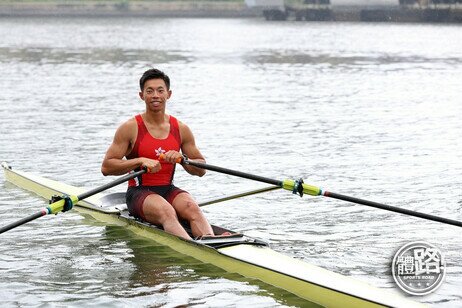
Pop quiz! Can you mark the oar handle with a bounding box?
[159,154,183,164]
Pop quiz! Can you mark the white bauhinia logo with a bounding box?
[155,147,165,157]
[392,241,446,295]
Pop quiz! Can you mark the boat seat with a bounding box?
[100,192,128,211]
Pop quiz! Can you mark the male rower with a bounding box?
[101,68,214,240]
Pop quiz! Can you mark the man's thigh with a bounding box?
[143,193,177,225]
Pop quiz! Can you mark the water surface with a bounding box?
[0,17,461,307]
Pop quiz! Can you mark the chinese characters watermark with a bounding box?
[392,241,446,295]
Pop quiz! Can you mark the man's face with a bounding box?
[139,78,172,112]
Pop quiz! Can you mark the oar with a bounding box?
[0,169,146,234]
[198,186,280,207]
[177,158,462,228]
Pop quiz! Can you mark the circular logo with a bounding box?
[392,241,446,295]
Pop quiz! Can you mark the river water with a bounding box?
[0,17,461,307]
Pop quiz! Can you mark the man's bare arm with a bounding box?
[101,120,161,176]
[179,122,206,177]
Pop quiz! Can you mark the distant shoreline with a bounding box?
[1,1,460,22]
[0,1,259,18]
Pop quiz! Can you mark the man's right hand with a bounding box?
[139,158,162,173]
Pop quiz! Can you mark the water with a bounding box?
[0,17,461,307]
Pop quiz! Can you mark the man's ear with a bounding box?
[139,91,144,100]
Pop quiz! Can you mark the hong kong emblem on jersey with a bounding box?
[155,147,166,157]
[392,241,446,295]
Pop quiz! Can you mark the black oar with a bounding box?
[0,169,146,234]
[181,159,462,228]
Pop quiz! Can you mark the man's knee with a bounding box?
[158,205,178,222]
[179,201,202,220]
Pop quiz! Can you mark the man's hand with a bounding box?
[161,150,184,164]
[139,158,162,173]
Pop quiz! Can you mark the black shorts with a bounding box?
[126,185,187,220]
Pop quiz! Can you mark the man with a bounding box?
[101,68,214,240]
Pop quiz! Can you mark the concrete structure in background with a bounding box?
[245,0,462,21]
[0,1,256,18]
[0,0,460,22]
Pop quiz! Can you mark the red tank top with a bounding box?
[127,114,181,187]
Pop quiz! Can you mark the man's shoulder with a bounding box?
[119,117,136,128]
[175,118,188,130]
[116,116,138,136]
[176,119,194,142]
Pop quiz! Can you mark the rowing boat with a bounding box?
[1,162,423,307]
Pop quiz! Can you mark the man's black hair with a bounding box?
[139,68,171,91]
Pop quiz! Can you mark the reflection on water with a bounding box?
[102,225,319,307]
[0,17,461,307]
[0,47,191,65]
[247,50,462,66]
[2,45,461,68]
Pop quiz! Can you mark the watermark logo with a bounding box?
[392,241,446,295]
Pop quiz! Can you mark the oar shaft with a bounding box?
[77,169,145,200]
[325,191,462,227]
[0,169,146,234]
[184,160,282,187]
[0,211,44,234]
[181,159,461,228]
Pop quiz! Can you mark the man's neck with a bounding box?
[143,110,167,125]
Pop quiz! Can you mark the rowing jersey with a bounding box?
[126,114,181,187]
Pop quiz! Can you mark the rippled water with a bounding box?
[0,17,461,307]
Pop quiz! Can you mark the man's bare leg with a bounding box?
[172,193,214,238]
[142,194,191,240]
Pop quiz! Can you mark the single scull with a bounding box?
[1,162,423,307]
